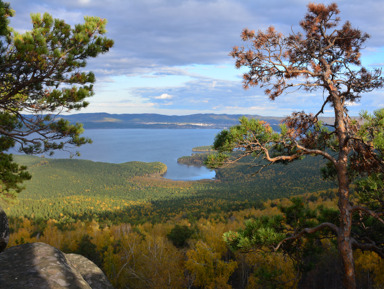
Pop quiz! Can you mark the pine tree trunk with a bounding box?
[329,87,356,289]
[337,182,356,289]
[332,91,357,289]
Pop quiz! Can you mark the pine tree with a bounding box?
[0,1,113,195]
[208,3,384,288]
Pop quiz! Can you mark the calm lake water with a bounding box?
[42,129,221,181]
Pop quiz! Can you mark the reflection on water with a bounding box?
[164,164,216,181]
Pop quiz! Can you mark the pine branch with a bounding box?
[274,222,339,251]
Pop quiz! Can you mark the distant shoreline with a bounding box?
[55,112,285,130]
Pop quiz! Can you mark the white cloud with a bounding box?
[79,0,91,5]
[155,93,173,100]
[345,101,360,107]
[11,0,384,116]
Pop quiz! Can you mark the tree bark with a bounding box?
[337,175,356,289]
[333,93,356,289]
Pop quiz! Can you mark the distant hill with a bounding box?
[59,113,284,129]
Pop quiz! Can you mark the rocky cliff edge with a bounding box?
[0,242,114,289]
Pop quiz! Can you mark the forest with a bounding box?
[2,152,382,288]
[2,152,335,225]
[4,166,383,288]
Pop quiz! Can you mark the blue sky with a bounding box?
[9,0,384,116]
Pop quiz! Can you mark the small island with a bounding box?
[191,145,215,152]
[177,146,216,167]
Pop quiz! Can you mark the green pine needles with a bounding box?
[0,1,113,197]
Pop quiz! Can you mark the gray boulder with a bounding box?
[0,205,9,253]
[66,254,114,289]
[0,242,114,289]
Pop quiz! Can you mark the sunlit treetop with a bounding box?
[231,3,382,106]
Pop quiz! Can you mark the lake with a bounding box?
[41,129,221,181]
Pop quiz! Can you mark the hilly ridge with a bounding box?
[59,113,284,129]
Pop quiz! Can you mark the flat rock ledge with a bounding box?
[0,242,114,289]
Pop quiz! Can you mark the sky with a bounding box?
[8,0,384,117]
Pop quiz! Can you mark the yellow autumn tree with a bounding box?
[186,240,237,289]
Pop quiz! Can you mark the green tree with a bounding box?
[167,224,195,248]
[0,1,113,195]
[208,3,383,289]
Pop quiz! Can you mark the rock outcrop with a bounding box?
[0,242,114,289]
[0,206,9,253]
[66,254,114,289]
